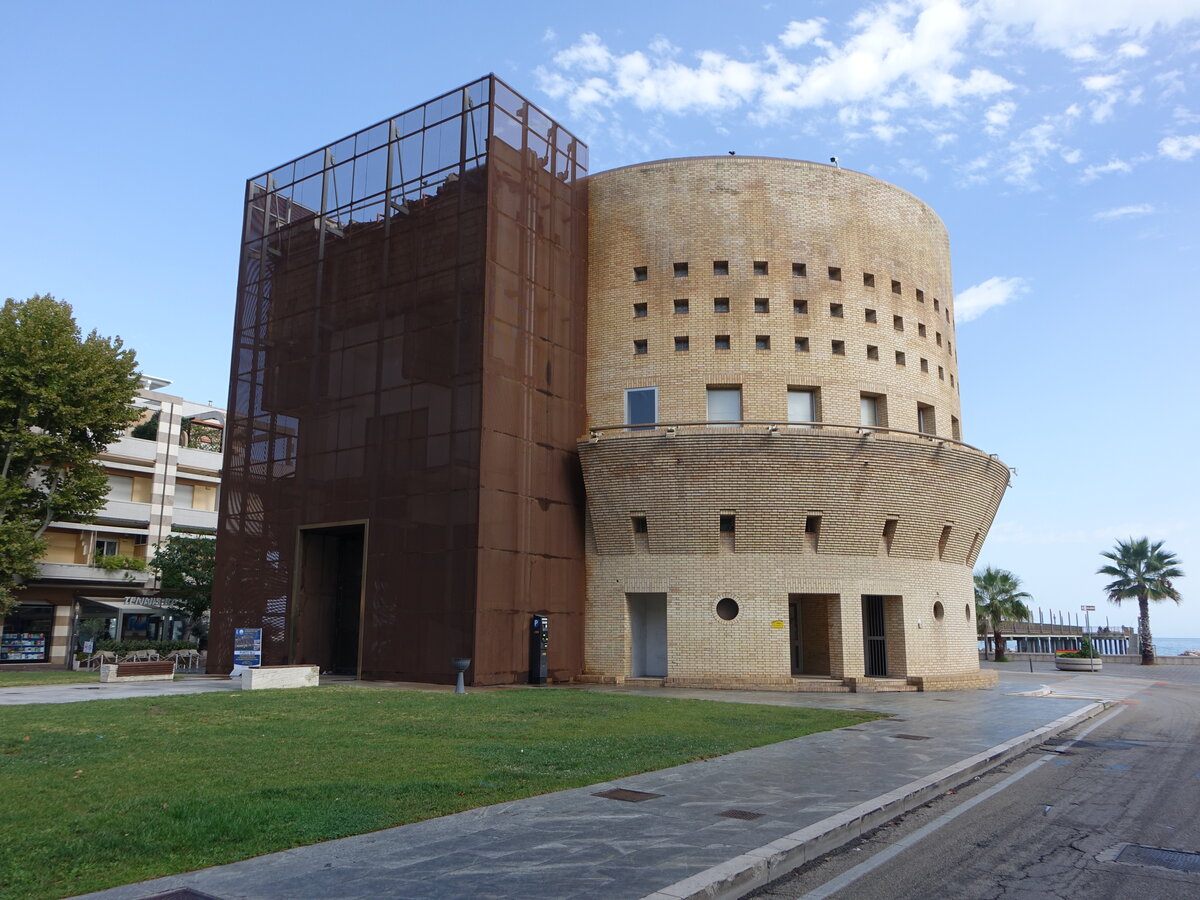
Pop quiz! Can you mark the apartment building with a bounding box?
[0,377,224,665]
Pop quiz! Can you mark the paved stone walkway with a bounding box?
[49,664,1177,900]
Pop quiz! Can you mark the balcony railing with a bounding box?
[584,421,987,455]
[178,445,222,472]
[35,561,152,584]
[172,506,218,531]
[96,499,152,525]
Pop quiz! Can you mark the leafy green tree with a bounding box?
[1098,537,1185,665]
[974,566,1033,662]
[149,535,216,641]
[0,295,140,615]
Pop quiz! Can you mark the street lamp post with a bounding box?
[1081,605,1095,637]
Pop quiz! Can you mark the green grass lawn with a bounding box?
[0,670,99,687]
[0,686,878,899]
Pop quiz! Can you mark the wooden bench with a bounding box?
[100,660,176,683]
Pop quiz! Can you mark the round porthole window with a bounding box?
[716,597,739,621]
[933,600,945,621]
[965,603,972,621]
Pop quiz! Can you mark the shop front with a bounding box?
[0,602,55,663]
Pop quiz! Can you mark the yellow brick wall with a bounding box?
[579,157,1007,687]
[586,157,963,437]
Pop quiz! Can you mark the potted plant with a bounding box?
[1055,636,1103,672]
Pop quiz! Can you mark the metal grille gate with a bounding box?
[863,595,887,677]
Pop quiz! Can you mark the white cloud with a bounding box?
[1092,203,1154,220]
[1117,41,1148,57]
[956,276,1028,322]
[1081,71,1127,123]
[997,108,1083,187]
[1159,133,1200,160]
[984,99,1016,134]
[780,18,826,48]
[977,0,1200,51]
[542,27,557,43]
[537,2,1013,124]
[1082,74,1121,93]
[1081,158,1132,181]
[897,157,930,180]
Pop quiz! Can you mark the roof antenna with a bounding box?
[830,156,840,169]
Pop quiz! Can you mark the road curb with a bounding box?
[642,700,1111,900]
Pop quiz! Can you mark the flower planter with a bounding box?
[1055,656,1103,672]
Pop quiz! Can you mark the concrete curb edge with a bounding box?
[642,699,1111,900]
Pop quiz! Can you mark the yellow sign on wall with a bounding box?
[770,620,785,629]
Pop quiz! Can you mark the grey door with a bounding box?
[628,593,667,677]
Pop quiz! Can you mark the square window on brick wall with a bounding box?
[793,262,807,277]
[828,266,841,281]
[863,272,875,287]
[634,266,647,281]
[916,289,925,302]
[674,299,689,314]
[832,340,845,355]
[675,336,689,352]
[865,308,877,323]
[891,279,902,295]
[713,260,729,276]
[634,303,647,318]
[794,299,808,314]
[918,323,927,337]
[754,260,768,275]
[893,315,904,331]
[674,262,688,277]
[719,514,736,532]
[830,303,843,318]
[715,334,731,350]
[714,297,730,313]
[634,339,648,355]
[756,335,770,350]
[795,336,810,352]
[896,350,906,366]
[920,357,929,372]
[936,332,942,346]
[755,298,770,313]
[632,515,648,533]
[938,365,945,380]
[867,345,879,360]
[934,298,940,312]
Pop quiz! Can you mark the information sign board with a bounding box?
[233,627,263,667]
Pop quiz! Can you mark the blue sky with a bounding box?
[4,1,1199,637]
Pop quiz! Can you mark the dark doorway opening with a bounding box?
[295,523,365,676]
[787,594,834,676]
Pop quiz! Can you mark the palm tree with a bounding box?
[974,567,1033,662]
[1098,538,1184,665]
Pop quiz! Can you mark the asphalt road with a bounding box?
[752,668,1200,899]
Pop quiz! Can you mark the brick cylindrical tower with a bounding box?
[578,156,1009,690]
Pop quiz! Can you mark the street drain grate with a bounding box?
[140,889,227,900]
[1115,844,1200,873]
[717,809,763,820]
[892,734,931,741]
[593,788,663,803]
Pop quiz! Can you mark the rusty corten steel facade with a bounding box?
[211,76,589,684]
